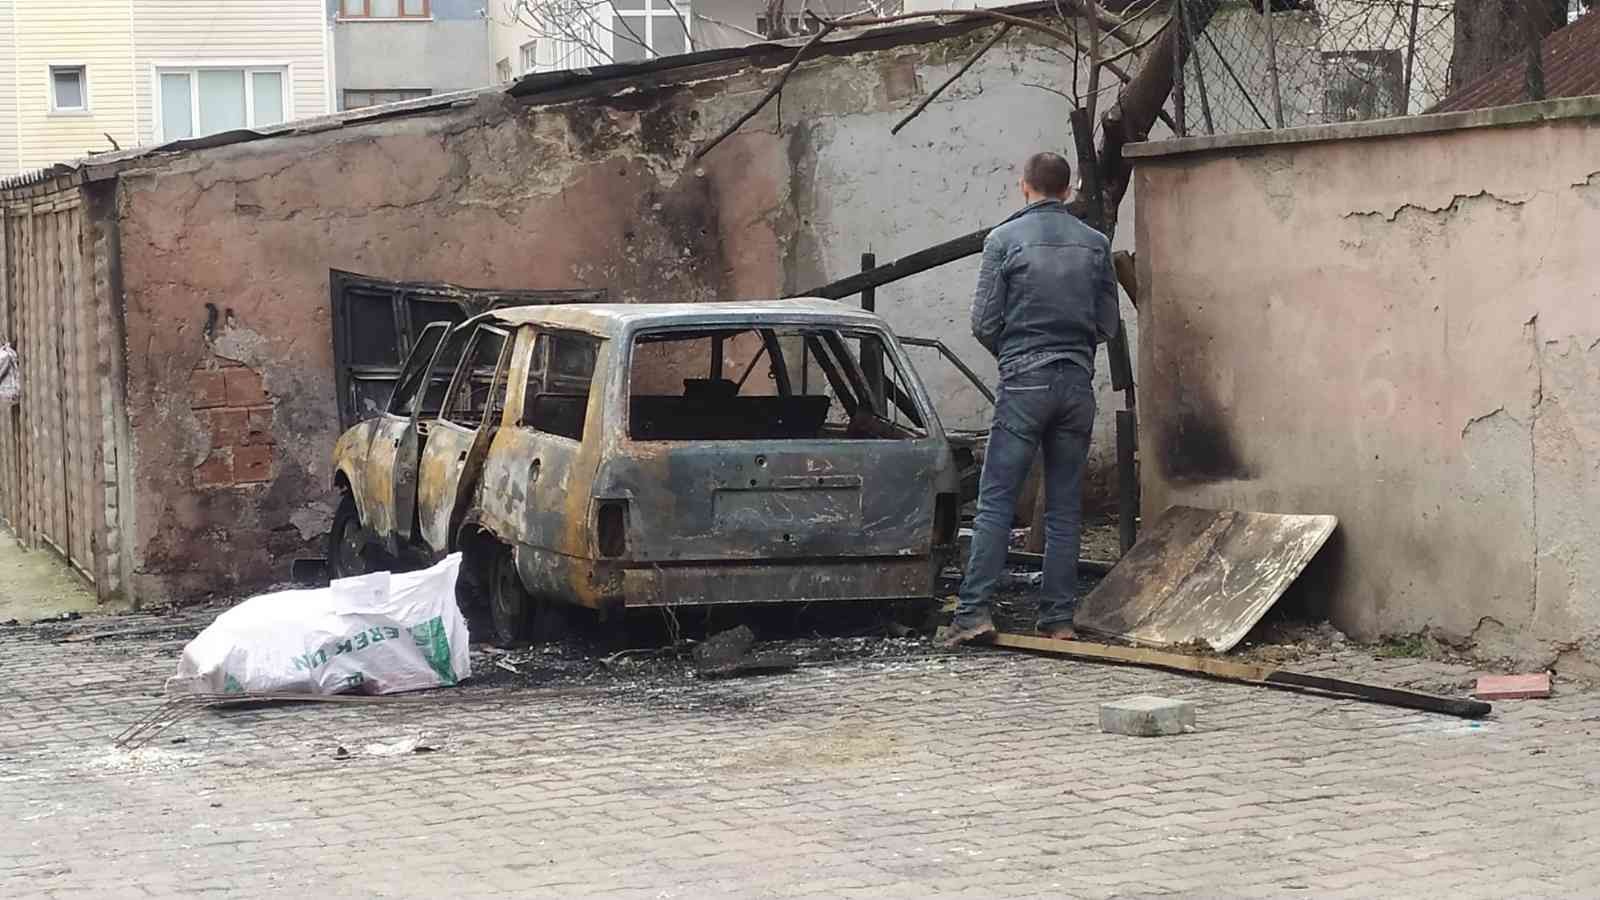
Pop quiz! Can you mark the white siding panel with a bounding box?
[14,0,137,171]
[0,0,17,174]
[132,0,330,145]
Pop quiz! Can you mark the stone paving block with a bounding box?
[1474,673,1552,700]
[1099,695,1197,736]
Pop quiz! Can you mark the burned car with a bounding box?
[330,299,964,643]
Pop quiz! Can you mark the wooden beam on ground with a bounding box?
[990,633,1492,719]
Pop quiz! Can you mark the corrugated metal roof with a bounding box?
[0,1,1076,193]
[1432,10,1600,113]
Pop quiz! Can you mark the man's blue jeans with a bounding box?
[956,360,1096,630]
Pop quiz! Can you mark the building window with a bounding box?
[496,58,512,82]
[157,67,288,142]
[610,0,690,63]
[343,88,431,110]
[755,14,821,38]
[519,40,539,75]
[50,65,87,112]
[339,0,430,18]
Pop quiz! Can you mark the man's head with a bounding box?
[1019,152,1073,204]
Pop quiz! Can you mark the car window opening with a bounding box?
[523,330,602,441]
[628,327,928,441]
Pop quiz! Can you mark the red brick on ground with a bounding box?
[1474,672,1552,700]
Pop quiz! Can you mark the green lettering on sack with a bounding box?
[408,617,456,686]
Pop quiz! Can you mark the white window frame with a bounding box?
[518,40,539,75]
[606,1,691,62]
[152,62,292,143]
[48,63,90,115]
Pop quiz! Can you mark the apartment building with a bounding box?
[329,0,495,110]
[494,0,876,75]
[0,0,331,175]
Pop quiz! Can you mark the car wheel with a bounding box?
[488,546,567,646]
[489,547,533,646]
[329,492,377,579]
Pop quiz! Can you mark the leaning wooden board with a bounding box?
[992,633,1492,719]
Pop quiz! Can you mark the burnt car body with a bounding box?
[330,299,965,642]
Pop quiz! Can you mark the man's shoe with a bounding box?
[938,618,997,649]
[1037,623,1078,641]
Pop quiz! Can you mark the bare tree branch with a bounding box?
[892,24,1013,135]
[693,11,767,41]
[1095,14,1172,66]
[692,17,839,161]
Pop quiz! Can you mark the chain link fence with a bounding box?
[1171,0,1588,136]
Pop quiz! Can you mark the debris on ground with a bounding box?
[693,625,756,671]
[1100,695,1196,737]
[693,625,800,678]
[1474,672,1552,700]
[166,554,470,697]
[364,732,440,756]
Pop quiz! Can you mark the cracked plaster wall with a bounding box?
[111,30,1138,603]
[1134,115,1600,667]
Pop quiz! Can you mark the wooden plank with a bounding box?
[991,633,1492,719]
[22,208,38,546]
[87,189,125,600]
[64,205,95,577]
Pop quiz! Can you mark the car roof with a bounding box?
[479,298,887,336]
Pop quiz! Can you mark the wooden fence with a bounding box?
[0,178,125,601]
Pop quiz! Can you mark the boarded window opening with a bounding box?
[329,270,603,428]
[627,327,927,442]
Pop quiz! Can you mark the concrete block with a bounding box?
[1473,673,1551,700]
[1099,695,1196,737]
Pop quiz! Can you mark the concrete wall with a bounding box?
[109,24,1143,602]
[331,0,491,106]
[1131,99,1600,668]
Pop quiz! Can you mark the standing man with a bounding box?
[942,151,1120,647]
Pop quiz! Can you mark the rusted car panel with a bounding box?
[330,299,964,625]
[619,558,933,607]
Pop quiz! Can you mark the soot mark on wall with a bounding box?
[1155,327,1253,485]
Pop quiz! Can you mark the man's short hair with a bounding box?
[1023,152,1073,197]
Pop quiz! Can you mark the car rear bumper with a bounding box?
[514,546,949,612]
[619,557,940,608]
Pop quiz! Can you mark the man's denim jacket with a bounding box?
[970,199,1120,381]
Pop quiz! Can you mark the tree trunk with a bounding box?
[1449,0,1566,90]
[765,0,787,38]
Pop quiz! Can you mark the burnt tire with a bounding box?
[329,492,379,580]
[488,546,565,647]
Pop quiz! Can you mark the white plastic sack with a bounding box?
[0,342,19,407]
[166,553,470,697]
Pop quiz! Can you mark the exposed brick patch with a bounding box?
[233,444,273,484]
[224,368,268,406]
[206,408,249,445]
[189,370,228,409]
[194,449,232,487]
[243,405,275,446]
[192,357,276,488]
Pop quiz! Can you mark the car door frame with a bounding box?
[415,322,515,554]
[360,320,454,552]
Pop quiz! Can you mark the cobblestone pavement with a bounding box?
[4,617,1600,899]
